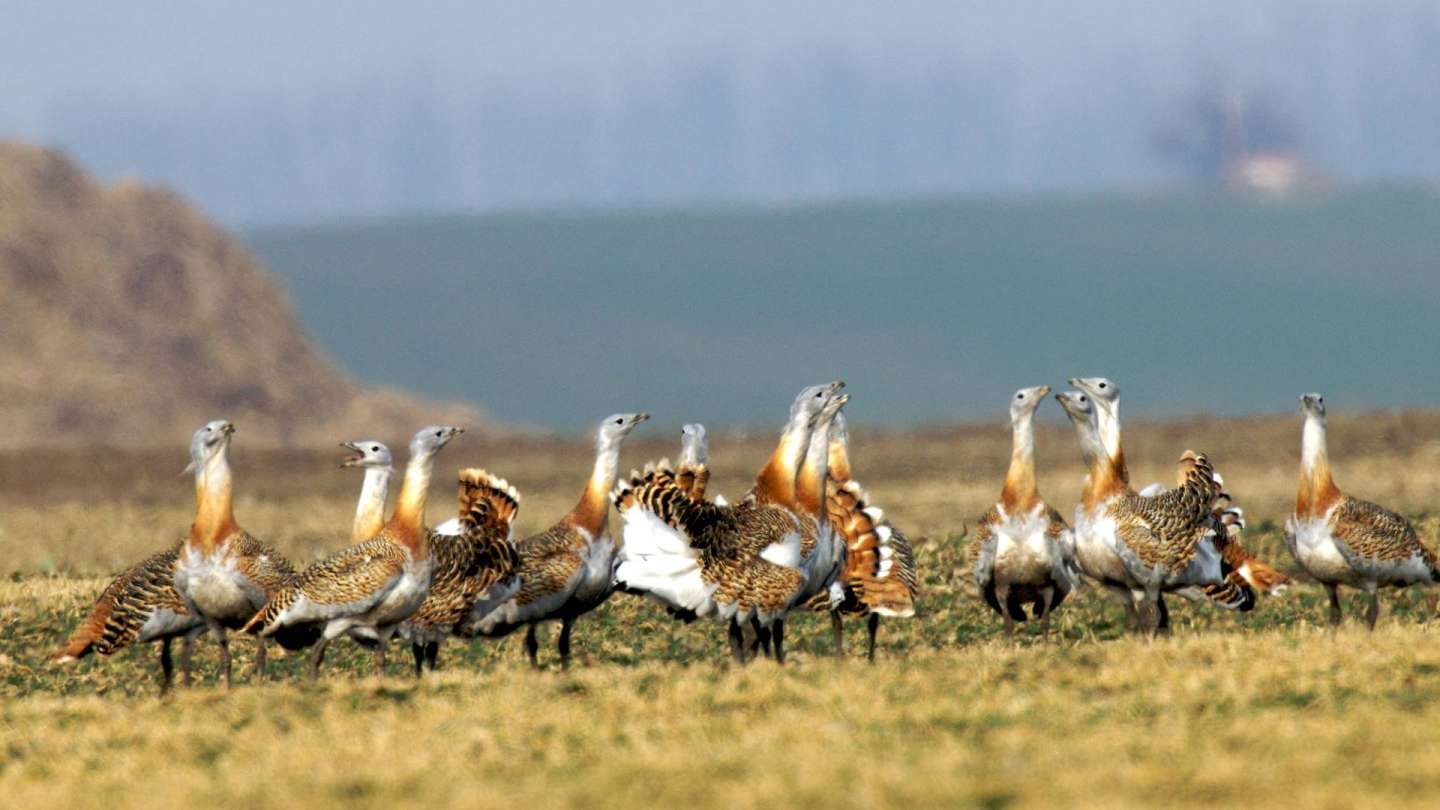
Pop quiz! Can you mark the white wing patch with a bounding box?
[759,531,803,569]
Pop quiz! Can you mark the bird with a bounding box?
[468,413,649,669]
[1061,378,1236,635]
[1056,387,1148,628]
[400,469,522,675]
[613,383,842,664]
[244,425,463,678]
[1283,393,1439,629]
[969,385,1077,638]
[173,420,303,686]
[806,408,918,660]
[1139,452,1291,599]
[791,393,850,607]
[52,545,203,693]
[341,440,394,541]
[753,390,850,658]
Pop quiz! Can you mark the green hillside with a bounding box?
[248,190,1440,428]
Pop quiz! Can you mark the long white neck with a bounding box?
[796,416,832,515]
[393,449,436,531]
[1071,418,1097,468]
[569,432,625,536]
[351,466,392,541]
[1011,410,1036,467]
[190,444,236,546]
[1096,399,1122,463]
[826,413,852,483]
[753,413,812,505]
[1301,413,1328,472]
[782,414,811,466]
[679,438,707,468]
[593,436,623,493]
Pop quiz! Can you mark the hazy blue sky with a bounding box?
[5,2,1440,225]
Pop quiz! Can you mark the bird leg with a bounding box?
[159,638,175,695]
[374,643,387,677]
[728,619,748,665]
[180,635,195,687]
[830,611,844,658]
[412,644,425,678]
[866,613,879,663]
[211,624,231,689]
[308,637,330,680]
[1365,587,1380,631]
[772,619,786,665]
[1039,589,1053,641]
[999,585,1015,638]
[1326,583,1343,627]
[253,637,267,681]
[524,623,540,669]
[1121,595,1140,633]
[747,617,772,658]
[558,615,575,671]
[425,641,439,671]
[1155,595,1172,637]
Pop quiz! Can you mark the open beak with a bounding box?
[634,413,651,425]
[340,441,363,468]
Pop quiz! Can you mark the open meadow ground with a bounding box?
[4,412,1440,808]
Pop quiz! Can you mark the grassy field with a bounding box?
[3,411,1440,807]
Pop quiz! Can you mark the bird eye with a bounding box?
[435,431,442,438]
[1079,395,1088,402]
[614,418,623,425]
[1016,393,1024,400]
[1098,382,1107,389]
[371,445,379,452]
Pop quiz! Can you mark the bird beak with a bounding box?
[635,413,651,424]
[340,441,363,468]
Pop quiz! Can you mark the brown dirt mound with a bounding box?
[0,142,487,448]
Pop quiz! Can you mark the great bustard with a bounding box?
[801,408,919,660]
[613,383,843,664]
[341,440,394,541]
[468,413,649,669]
[1284,393,1439,629]
[1060,379,1238,636]
[244,426,462,678]
[170,420,303,686]
[970,385,1078,637]
[400,469,522,674]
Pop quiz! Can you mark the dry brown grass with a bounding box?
[3,412,1440,808]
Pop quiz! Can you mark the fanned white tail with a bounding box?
[614,504,718,617]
